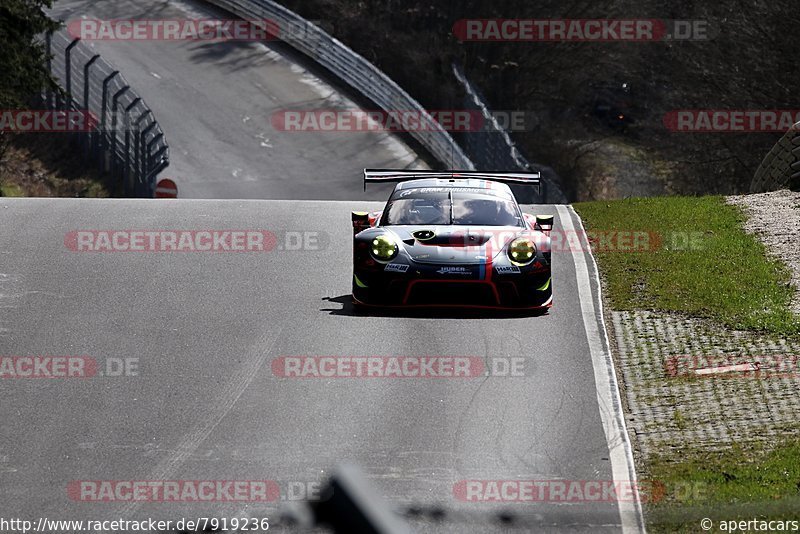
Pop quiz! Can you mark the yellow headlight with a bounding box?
[508,237,536,266]
[371,234,398,261]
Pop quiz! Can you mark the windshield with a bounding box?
[381,191,523,226]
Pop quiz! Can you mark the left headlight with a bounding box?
[508,237,536,266]
[370,234,398,262]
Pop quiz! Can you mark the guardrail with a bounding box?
[751,121,800,192]
[43,29,169,197]
[206,0,474,170]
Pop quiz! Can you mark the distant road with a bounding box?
[49,0,428,200]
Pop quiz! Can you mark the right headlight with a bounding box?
[370,234,398,262]
[508,237,536,266]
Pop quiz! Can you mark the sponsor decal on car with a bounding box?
[495,265,521,274]
[384,263,409,273]
[437,266,471,275]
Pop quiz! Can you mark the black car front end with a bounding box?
[352,226,552,309]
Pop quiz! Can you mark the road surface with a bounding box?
[0,198,641,532]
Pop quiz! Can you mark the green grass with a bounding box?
[0,182,25,197]
[574,196,800,335]
[645,440,800,532]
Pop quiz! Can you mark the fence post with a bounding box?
[98,71,120,172]
[134,110,153,185]
[123,98,141,196]
[139,121,158,181]
[146,135,166,194]
[109,86,131,184]
[145,147,169,197]
[64,39,81,100]
[83,54,101,158]
[44,32,54,108]
[147,134,165,168]
[44,29,170,196]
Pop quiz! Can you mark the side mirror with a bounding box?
[352,211,370,236]
[536,215,554,232]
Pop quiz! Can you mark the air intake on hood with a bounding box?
[412,230,435,241]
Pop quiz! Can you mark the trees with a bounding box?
[0,0,59,108]
[0,0,59,161]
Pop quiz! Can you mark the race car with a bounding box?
[351,169,553,310]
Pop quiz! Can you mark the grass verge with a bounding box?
[575,195,800,531]
[0,182,25,197]
[646,440,800,532]
[573,196,800,335]
[0,134,110,198]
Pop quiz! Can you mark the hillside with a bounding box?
[276,0,799,200]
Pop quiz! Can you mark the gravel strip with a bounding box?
[727,189,800,315]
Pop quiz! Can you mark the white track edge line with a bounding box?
[558,204,645,534]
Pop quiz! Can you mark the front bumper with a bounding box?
[353,260,552,309]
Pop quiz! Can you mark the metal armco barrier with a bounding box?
[206,0,475,171]
[452,64,566,203]
[751,120,800,192]
[43,29,169,197]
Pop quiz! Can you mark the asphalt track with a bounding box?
[48,0,428,200]
[0,198,641,533]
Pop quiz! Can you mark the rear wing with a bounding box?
[363,169,541,193]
